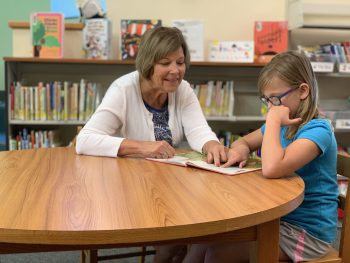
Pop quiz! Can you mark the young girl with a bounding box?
[183,51,339,263]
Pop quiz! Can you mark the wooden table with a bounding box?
[0,147,304,262]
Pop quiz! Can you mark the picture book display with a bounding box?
[147,151,261,176]
[172,20,204,61]
[120,19,162,60]
[254,21,288,63]
[31,12,64,58]
[208,41,254,63]
[83,18,111,59]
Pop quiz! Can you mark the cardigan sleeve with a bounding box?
[76,81,126,157]
[179,84,219,152]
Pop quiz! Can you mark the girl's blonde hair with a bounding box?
[257,51,320,139]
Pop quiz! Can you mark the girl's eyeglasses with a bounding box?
[260,88,297,106]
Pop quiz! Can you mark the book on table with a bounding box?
[147,151,261,176]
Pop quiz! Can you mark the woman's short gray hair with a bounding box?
[135,26,191,79]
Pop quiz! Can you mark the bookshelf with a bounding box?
[3,57,350,151]
[290,27,350,152]
[3,58,265,149]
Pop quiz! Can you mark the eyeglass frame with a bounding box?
[260,87,298,106]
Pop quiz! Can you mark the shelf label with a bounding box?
[335,119,350,129]
[311,62,334,73]
[338,63,350,73]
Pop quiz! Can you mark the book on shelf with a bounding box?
[172,20,204,61]
[30,12,64,58]
[298,45,333,62]
[192,80,234,117]
[254,21,288,63]
[208,41,254,63]
[120,19,162,60]
[147,151,261,176]
[9,80,101,122]
[82,18,111,59]
[296,44,350,72]
[9,128,61,150]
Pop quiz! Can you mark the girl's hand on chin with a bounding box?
[267,106,302,126]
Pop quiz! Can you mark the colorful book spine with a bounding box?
[9,80,102,122]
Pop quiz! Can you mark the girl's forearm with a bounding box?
[261,121,285,177]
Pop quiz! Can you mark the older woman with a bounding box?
[76,26,227,165]
[77,26,228,263]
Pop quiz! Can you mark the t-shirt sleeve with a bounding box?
[296,119,333,156]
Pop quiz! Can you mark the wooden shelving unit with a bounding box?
[3,57,349,150]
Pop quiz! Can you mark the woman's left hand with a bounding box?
[203,141,228,166]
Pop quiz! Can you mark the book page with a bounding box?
[147,155,189,167]
[186,160,261,176]
[147,151,261,175]
[146,151,204,166]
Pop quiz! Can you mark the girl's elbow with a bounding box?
[262,164,283,179]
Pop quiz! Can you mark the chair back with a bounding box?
[280,153,350,263]
[337,153,350,262]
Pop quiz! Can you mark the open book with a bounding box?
[147,151,261,176]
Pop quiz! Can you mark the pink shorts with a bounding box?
[279,221,333,262]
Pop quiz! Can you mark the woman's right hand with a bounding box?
[118,139,176,158]
[140,141,176,159]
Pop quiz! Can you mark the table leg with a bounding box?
[255,219,280,263]
[80,249,98,263]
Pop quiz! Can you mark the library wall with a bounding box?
[5,0,350,90]
[0,1,49,91]
[107,0,287,59]
[10,0,289,60]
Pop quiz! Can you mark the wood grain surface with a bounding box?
[0,147,304,246]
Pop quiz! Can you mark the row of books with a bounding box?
[298,42,350,73]
[9,80,101,121]
[106,19,289,62]
[191,81,234,117]
[9,128,59,151]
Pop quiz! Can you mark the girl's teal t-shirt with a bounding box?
[261,119,338,243]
